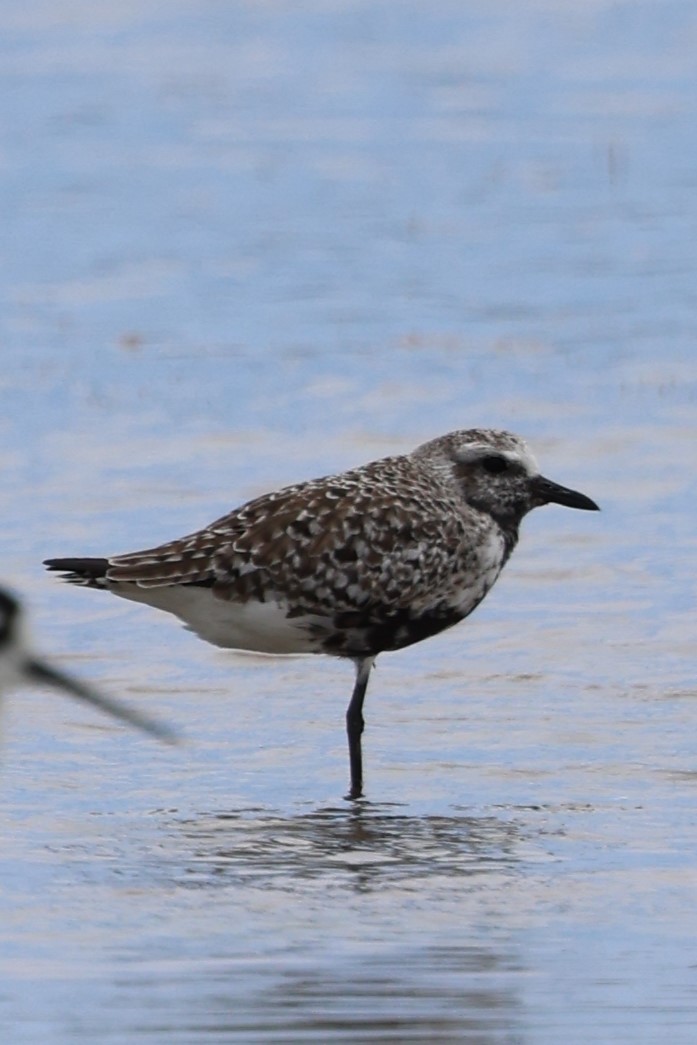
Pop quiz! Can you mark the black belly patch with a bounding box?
[322,606,466,658]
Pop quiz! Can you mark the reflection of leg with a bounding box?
[345,657,374,799]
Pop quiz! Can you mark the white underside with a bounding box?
[108,523,509,657]
[111,583,323,654]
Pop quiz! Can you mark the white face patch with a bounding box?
[453,440,539,476]
[505,446,539,476]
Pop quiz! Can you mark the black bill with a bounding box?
[530,475,600,511]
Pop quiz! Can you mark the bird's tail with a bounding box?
[44,558,110,589]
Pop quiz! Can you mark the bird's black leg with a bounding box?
[345,657,374,800]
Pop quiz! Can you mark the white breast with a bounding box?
[451,527,507,616]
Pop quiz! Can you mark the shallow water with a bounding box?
[2,1,697,1042]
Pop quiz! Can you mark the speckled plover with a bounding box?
[45,428,598,796]
[0,586,175,741]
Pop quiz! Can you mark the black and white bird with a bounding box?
[45,428,599,797]
[0,585,176,742]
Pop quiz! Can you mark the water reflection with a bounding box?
[83,805,532,1041]
[117,805,528,1042]
[112,938,526,1043]
[179,944,526,1044]
[166,802,524,892]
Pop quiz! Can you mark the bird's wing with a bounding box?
[107,460,471,614]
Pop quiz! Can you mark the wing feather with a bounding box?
[105,457,477,615]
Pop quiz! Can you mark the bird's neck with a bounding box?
[488,512,520,564]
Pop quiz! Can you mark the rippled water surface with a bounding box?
[2,1,697,1042]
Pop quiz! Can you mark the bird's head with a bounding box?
[417,428,600,526]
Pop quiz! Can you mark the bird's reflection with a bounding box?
[252,940,524,1043]
[135,804,530,1042]
[165,801,524,892]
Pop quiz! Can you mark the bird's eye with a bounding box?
[481,455,508,475]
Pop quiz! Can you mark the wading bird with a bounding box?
[45,428,598,796]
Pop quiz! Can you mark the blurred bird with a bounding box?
[0,585,176,742]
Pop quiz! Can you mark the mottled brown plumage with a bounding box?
[45,427,599,797]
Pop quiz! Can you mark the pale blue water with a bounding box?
[1,1,697,1042]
